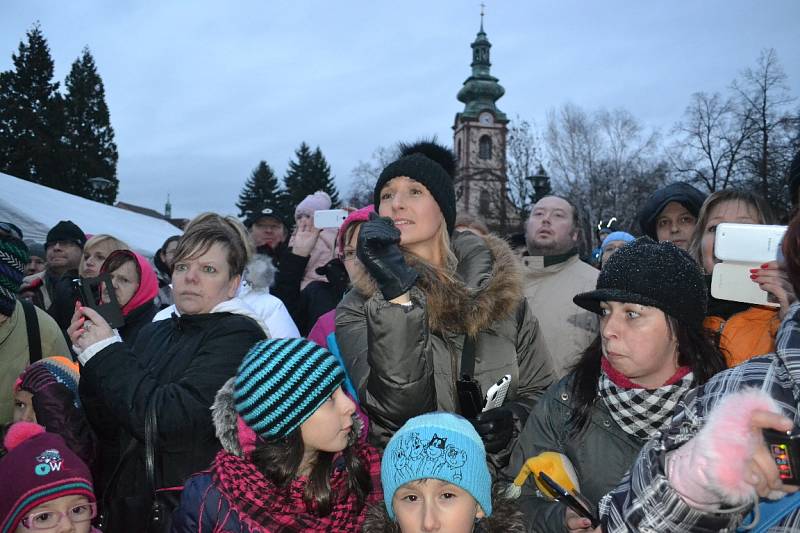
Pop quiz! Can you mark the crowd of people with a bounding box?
[0,143,799,532]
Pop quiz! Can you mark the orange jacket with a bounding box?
[704,305,780,367]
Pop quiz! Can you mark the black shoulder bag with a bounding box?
[145,398,182,533]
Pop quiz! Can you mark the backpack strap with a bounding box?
[738,491,800,532]
[20,299,42,364]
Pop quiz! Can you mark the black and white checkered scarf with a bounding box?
[598,366,695,441]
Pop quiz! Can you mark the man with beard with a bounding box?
[521,196,599,377]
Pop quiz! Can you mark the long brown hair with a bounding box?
[251,427,372,516]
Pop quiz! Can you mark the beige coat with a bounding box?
[0,300,70,424]
[522,254,599,378]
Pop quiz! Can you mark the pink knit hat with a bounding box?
[0,423,94,532]
[295,191,332,219]
[337,204,375,254]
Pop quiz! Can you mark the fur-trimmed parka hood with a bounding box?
[361,488,526,533]
[352,230,523,338]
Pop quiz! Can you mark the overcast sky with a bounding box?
[2,1,798,219]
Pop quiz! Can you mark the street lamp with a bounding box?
[527,165,551,204]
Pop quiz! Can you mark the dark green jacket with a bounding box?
[508,375,643,533]
[335,231,554,473]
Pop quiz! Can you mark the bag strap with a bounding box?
[738,491,800,532]
[460,335,476,379]
[21,299,42,364]
[145,398,160,496]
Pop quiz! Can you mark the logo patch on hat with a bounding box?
[34,449,63,476]
[393,432,468,483]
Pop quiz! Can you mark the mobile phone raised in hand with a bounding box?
[711,223,787,307]
[313,209,348,229]
[482,374,511,412]
[537,471,600,528]
[72,273,124,329]
[763,428,800,485]
[714,223,786,264]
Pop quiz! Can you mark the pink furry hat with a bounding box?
[668,388,786,508]
[295,191,331,219]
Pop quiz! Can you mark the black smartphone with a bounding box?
[537,471,600,528]
[763,428,800,485]
[456,376,483,420]
[72,273,124,329]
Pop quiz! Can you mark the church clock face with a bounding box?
[479,112,493,125]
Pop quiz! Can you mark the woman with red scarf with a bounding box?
[100,249,159,344]
[508,238,727,533]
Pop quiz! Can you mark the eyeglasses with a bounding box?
[338,249,357,262]
[21,502,97,529]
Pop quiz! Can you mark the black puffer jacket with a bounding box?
[79,310,266,533]
[336,231,554,472]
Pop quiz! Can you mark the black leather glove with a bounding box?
[315,258,350,293]
[356,212,418,300]
[471,406,514,454]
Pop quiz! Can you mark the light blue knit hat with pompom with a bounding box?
[234,338,344,439]
[382,412,492,519]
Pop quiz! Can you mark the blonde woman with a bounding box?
[78,234,128,278]
[336,141,553,474]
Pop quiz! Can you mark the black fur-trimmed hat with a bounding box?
[573,237,707,328]
[373,140,457,234]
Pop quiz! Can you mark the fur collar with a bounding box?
[352,232,523,338]
[361,488,526,533]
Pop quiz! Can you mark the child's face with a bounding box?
[300,387,356,455]
[13,390,36,423]
[15,494,94,533]
[393,479,484,533]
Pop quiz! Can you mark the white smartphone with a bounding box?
[313,209,348,229]
[711,262,779,307]
[715,223,786,264]
[483,374,511,412]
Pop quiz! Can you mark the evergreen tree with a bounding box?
[309,146,340,206]
[0,23,65,187]
[237,160,288,221]
[63,47,118,203]
[283,142,340,209]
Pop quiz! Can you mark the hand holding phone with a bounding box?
[537,472,599,528]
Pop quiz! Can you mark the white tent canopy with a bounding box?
[0,172,182,257]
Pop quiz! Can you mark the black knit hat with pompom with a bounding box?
[573,237,708,328]
[373,139,457,234]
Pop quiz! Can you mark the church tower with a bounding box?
[453,12,510,231]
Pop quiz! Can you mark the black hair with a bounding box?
[567,315,726,437]
[250,427,372,516]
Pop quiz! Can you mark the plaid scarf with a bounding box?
[598,357,694,441]
[210,445,382,532]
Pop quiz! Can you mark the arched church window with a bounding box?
[479,135,492,160]
[457,139,462,161]
[479,189,490,216]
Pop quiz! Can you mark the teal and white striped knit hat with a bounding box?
[234,338,345,439]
